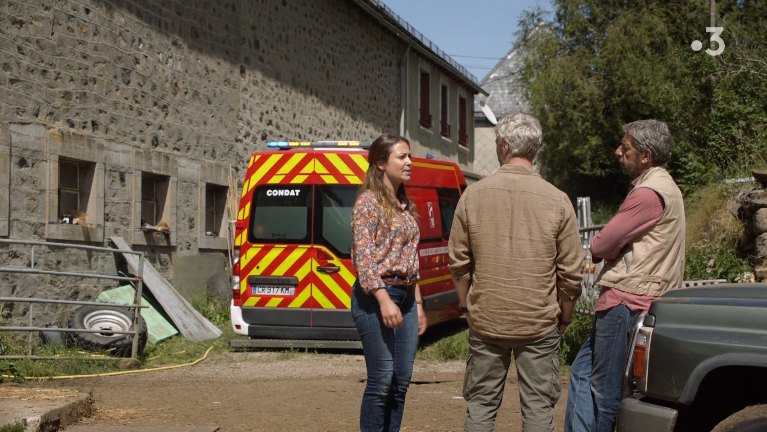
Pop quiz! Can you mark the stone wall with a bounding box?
[0,0,408,326]
[734,172,767,281]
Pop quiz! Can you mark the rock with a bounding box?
[755,263,767,282]
[753,169,767,188]
[754,208,767,234]
[119,358,142,370]
[756,233,767,259]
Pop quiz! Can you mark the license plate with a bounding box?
[253,285,295,296]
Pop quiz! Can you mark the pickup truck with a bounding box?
[617,283,767,432]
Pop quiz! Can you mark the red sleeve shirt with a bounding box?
[590,187,664,261]
[592,186,665,313]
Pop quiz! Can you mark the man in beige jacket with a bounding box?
[448,113,584,432]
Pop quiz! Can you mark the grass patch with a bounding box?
[684,183,752,281]
[417,327,468,361]
[1,290,234,379]
[0,422,25,432]
[560,313,593,365]
[415,316,593,366]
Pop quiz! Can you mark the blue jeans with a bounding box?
[351,281,418,432]
[564,305,640,432]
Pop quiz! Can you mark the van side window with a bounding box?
[316,185,357,258]
[437,188,460,240]
[250,185,311,242]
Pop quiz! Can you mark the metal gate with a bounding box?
[0,238,146,362]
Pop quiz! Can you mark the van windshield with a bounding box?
[250,185,311,242]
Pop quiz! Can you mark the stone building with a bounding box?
[0,0,484,322]
[472,44,529,179]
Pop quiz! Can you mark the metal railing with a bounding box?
[577,224,604,316]
[0,238,146,361]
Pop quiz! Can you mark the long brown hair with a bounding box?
[358,134,417,223]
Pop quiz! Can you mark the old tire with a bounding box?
[712,404,767,432]
[67,305,147,357]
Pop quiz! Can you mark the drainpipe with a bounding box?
[399,45,410,137]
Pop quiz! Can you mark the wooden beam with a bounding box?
[110,236,222,341]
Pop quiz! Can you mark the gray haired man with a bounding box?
[449,113,584,431]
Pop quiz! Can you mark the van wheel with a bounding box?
[67,305,147,357]
[712,404,767,432]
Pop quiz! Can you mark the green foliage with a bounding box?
[686,245,752,281]
[560,313,593,366]
[417,328,469,361]
[684,183,752,281]
[0,422,25,432]
[518,0,767,196]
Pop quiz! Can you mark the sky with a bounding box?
[381,0,551,82]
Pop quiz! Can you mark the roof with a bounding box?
[474,45,529,121]
[351,0,487,95]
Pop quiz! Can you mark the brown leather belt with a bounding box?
[381,274,418,288]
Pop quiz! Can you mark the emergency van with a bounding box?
[230,140,466,345]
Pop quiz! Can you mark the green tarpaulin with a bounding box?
[97,285,178,345]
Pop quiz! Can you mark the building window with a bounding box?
[440,84,450,138]
[458,96,468,147]
[205,183,228,237]
[419,70,432,128]
[58,158,94,224]
[141,173,169,227]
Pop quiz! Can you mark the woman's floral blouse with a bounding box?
[351,190,420,294]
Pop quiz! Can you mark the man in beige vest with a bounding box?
[449,113,584,432]
[564,120,685,432]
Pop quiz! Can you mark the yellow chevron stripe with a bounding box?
[350,154,369,172]
[277,153,307,174]
[337,264,356,287]
[312,286,334,309]
[293,174,308,183]
[243,297,261,307]
[250,154,283,188]
[413,161,455,171]
[289,283,311,308]
[274,248,308,275]
[266,297,283,307]
[299,160,314,174]
[345,175,362,184]
[267,175,284,184]
[239,245,259,270]
[254,247,285,275]
[314,159,330,174]
[321,175,338,184]
[288,261,313,307]
[418,273,453,286]
[315,274,351,308]
[325,153,354,175]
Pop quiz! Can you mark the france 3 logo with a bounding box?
[691,27,725,57]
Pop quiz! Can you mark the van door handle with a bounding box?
[317,266,340,274]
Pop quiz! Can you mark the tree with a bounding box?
[517,0,767,200]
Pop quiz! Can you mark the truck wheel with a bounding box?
[67,305,147,357]
[712,404,767,432]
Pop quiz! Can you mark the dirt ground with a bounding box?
[16,349,569,432]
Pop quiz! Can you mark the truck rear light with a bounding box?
[632,333,648,379]
[232,274,242,306]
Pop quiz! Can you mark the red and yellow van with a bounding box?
[230,141,465,342]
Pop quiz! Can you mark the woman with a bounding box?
[351,134,427,432]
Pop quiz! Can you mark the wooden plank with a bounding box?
[110,236,222,341]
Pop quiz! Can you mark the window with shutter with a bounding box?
[419,70,432,128]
